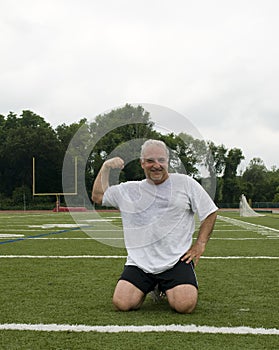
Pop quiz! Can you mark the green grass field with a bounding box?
[0,210,278,349]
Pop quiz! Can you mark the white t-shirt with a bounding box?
[102,173,218,274]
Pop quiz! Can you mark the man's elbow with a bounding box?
[201,211,218,225]
[207,210,218,221]
[91,193,103,205]
[211,210,218,218]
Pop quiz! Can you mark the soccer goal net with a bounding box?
[239,194,264,217]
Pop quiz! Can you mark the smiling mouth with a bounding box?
[150,170,164,179]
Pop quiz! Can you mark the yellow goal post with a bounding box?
[32,157,78,212]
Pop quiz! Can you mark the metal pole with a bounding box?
[56,194,60,212]
[32,157,35,196]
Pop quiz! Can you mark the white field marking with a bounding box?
[218,216,279,236]
[0,255,127,259]
[0,255,278,259]
[0,214,52,219]
[0,229,47,231]
[26,237,277,241]
[0,234,24,238]
[28,224,89,229]
[214,224,238,227]
[80,217,121,222]
[78,219,118,223]
[215,223,235,225]
[201,256,279,259]
[213,229,248,231]
[1,225,50,228]
[210,237,278,240]
[0,323,278,335]
[0,229,123,232]
[32,237,123,240]
[85,229,122,231]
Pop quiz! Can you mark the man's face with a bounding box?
[140,145,169,185]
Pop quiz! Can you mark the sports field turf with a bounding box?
[0,210,278,349]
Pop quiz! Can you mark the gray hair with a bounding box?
[140,139,169,159]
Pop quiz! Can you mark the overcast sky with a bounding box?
[1,0,278,170]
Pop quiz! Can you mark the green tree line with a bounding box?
[0,105,278,209]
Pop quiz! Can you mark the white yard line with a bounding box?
[0,255,127,258]
[201,256,279,259]
[213,229,248,231]
[0,229,48,232]
[218,216,279,235]
[0,255,278,259]
[5,237,124,240]
[1,236,277,240]
[0,234,24,238]
[0,323,278,335]
[85,229,123,231]
[210,237,278,240]
[0,229,123,232]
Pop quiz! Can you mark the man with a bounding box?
[92,139,218,314]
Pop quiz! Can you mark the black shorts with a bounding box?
[119,259,198,294]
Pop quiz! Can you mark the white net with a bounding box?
[239,194,264,217]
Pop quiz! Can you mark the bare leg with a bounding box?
[112,280,145,311]
[166,284,198,314]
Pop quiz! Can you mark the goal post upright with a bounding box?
[32,157,78,212]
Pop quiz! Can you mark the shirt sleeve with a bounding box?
[187,177,218,222]
[102,185,120,208]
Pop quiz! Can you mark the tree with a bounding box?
[268,167,279,203]
[241,158,279,203]
[0,111,62,196]
[87,104,157,185]
[241,158,268,202]
[1,107,278,208]
[12,185,32,207]
[205,142,228,203]
[222,148,244,204]
[56,118,87,154]
[206,142,227,177]
[161,133,208,177]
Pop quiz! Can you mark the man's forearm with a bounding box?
[196,211,218,244]
[181,210,217,266]
[91,164,110,204]
[91,157,124,204]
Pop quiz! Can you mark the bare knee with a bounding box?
[172,299,197,314]
[112,294,143,311]
[112,297,134,311]
[166,284,198,314]
[112,280,145,311]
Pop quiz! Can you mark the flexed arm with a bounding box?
[91,157,124,204]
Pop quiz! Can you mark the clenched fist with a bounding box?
[103,157,125,170]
